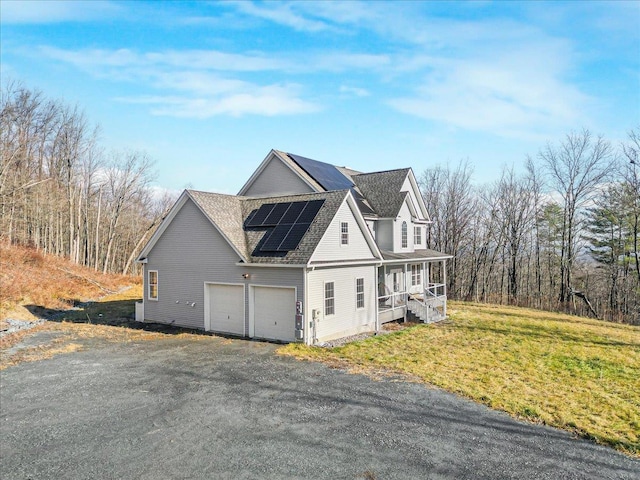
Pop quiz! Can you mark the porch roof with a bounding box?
[381,249,452,262]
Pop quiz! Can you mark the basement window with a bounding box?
[148,270,158,301]
[324,282,335,316]
[341,222,349,245]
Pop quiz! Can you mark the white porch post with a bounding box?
[442,259,447,316]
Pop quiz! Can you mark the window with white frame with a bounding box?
[324,282,335,315]
[148,270,158,300]
[414,226,422,245]
[356,278,365,309]
[401,221,408,248]
[411,265,421,286]
[341,222,349,245]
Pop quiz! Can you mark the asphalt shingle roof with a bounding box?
[187,189,349,265]
[351,169,411,218]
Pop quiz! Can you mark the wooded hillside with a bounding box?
[421,128,639,324]
[1,82,174,275]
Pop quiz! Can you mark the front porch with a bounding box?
[377,259,447,324]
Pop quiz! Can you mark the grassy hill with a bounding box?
[280,302,640,456]
[0,241,139,326]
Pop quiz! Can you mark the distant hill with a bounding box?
[0,241,139,325]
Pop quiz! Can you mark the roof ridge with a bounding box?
[352,167,411,177]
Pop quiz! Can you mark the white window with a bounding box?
[411,265,421,286]
[324,282,335,315]
[148,270,158,300]
[401,221,408,248]
[341,222,349,245]
[356,278,364,309]
[414,226,422,245]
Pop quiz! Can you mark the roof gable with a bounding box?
[352,168,410,217]
[137,190,248,262]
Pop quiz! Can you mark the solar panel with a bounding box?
[297,199,324,223]
[261,224,293,251]
[288,153,354,192]
[280,201,306,224]
[263,202,291,225]
[246,203,276,227]
[258,199,325,252]
[278,223,312,251]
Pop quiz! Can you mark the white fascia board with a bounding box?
[235,262,306,268]
[137,190,189,260]
[407,169,431,221]
[307,259,381,268]
[381,255,452,265]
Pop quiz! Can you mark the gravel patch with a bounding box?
[0,319,46,338]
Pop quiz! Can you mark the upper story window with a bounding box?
[401,221,408,248]
[341,222,349,245]
[148,270,158,300]
[414,226,422,245]
[324,281,335,316]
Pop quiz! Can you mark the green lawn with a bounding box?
[279,302,640,456]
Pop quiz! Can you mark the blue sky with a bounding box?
[2,0,638,194]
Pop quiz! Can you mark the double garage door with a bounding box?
[206,283,296,342]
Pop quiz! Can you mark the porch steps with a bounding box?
[407,298,446,323]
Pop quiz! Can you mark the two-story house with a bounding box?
[136,149,451,344]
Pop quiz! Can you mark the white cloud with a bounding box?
[339,86,370,98]
[1,0,121,24]
[118,84,320,118]
[228,1,330,32]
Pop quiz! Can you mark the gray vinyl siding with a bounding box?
[244,157,314,197]
[307,265,377,342]
[376,219,394,251]
[144,197,304,333]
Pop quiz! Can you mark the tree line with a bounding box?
[420,128,640,324]
[2,82,638,323]
[1,82,174,275]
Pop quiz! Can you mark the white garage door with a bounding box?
[252,286,296,342]
[207,283,244,336]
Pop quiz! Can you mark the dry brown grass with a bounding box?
[280,302,640,456]
[0,241,139,326]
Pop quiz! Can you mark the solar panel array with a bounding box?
[245,199,325,253]
[287,153,354,192]
[287,152,375,216]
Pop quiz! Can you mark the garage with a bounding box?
[205,283,244,336]
[251,286,296,342]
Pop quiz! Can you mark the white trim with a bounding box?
[236,262,307,268]
[407,169,431,221]
[147,270,159,301]
[203,282,246,334]
[248,284,297,338]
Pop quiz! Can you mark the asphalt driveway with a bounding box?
[1,333,638,480]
